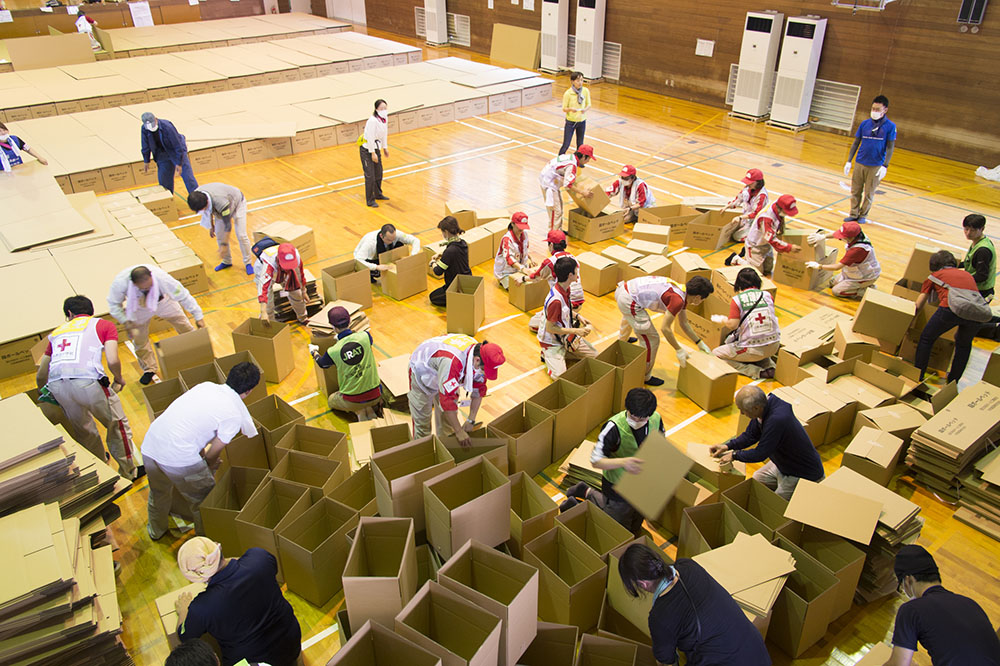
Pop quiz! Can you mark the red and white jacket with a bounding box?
[254,246,306,303]
[841,239,882,282]
[728,185,769,221]
[744,205,793,254]
[530,250,584,306]
[538,284,574,348]
[494,230,530,280]
[408,334,488,411]
[46,316,113,381]
[621,276,687,314]
[539,154,579,191]
[606,178,656,209]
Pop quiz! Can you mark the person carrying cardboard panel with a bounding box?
[354,223,421,283]
[253,240,308,325]
[310,306,382,420]
[187,183,253,275]
[615,275,714,386]
[407,335,505,445]
[726,167,769,242]
[494,212,535,289]
[710,268,780,380]
[710,386,825,500]
[428,216,470,307]
[725,194,802,276]
[561,388,664,535]
[539,144,596,231]
[36,295,142,481]
[527,229,584,332]
[606,165,657,224]
[538,257,597,378]
[0,121,48,170]
[806,221,882,299]
[140,112,199,195]
[107,264,206,386]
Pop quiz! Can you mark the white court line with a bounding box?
[478,313,523,331]
[492,365,545,392]
[289,391,319,406]
[301,623,339,651]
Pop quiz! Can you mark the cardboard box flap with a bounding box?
[844,427,905,468]
[822,467,920,531]
[395,580,503,665]
[327,620,443,666]
[784,480,881,544]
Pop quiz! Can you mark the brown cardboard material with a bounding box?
[463,227,494,266]
[843,426,905,487]
[721,479,797,539]
[274,424,349,471]
[201,466,268,557]
[853,404,925,447]
[604,536,672,640]
[596,341,647,415]
[851,289,915,348]
[508,274,549,312]
[792,377,858,444]
[602,246,645,278]
[326,619,443,666]
[422,457,511,559]
[902,242,941,284]
[768,535,842,657]
[556,500,633,561]
[269,449,346,496]
[379,246,428,300]
[232,318,294,383]
[352,420,414,466]
[329,463,379,517]
[177,362,224,392]
[276,497,359,606]
[321,260,372,310]
[711,266,777,304]
[568,179,612,218]
[596,608,657,666]
[506,471,559,559]
[783,524,865,621]
[784,480,881,545]
[444,201,478,230]
[769,386,831,447]
[669,252,711,285]
[447,275,485,335]
[342,516,418,631]
[221,433,269,471]
[574,633,638,666]
[437,539,540,666]
[683,210,740,251]
[631,223,670,245]
[215,351,268,404]
[614,430,694,519]
[677,502,769,559]
[233,477,312,581]
[576,252,619,296]
[371,436,456,533]
[156,582,209,650]
[655,474,720,535]
[487,402,555,476]
[395,580,503,666]
[439,432,511,474]
[0,334,43,380]
[142,377,184,420]
[154,327,214,380]
[161,254,208,294]
[637,204,701,236]
[568,208,626,244]
[527,379,589,462]
[834,320,879,362]
[518,622,578,666]
[247,394,305,467]
[523,523,608,632]
[773,249,838,291]
[623,255,672,282]
[676,352,738,412]
[899,333,954,374]
[560,357,616,433]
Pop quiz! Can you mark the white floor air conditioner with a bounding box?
[574,0,606,79]
[732,10,784,118]
[770,16,827,126]
[540,0,570,72]
[424,0,448,46]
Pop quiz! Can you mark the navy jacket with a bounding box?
[727,394,825,480]
[141,118,188,165]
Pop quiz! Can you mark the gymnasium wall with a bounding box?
[364,0,999,167]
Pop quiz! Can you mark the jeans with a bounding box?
[915,307,979,382]
[558,120,586,155]
[360,146,384,204]
[156,153,198,194]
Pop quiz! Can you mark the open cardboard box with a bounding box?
[444,200,478,230]
[232,318,295,383]
[464,226,494,266]
[576,252,619,296]
[154,327,214,380]
[447,275,485,335]
[155,583,214,650]
[342,516,418,630]
[327,619,443,666]
[834,320,880,363]
[677,502,770,559]
[711,266,777,304]
[773,249,838,291]
[841,428,905,488]
[276,497,359,607]
[556,499,633,562]
[518,622,579,666]
[721,479,798,540]
[853,403,925,445]
[901,242,941,284]
[422,457,511,560]
[569,179,613,218]
[141,378,184,421]
[781,524,865,621]
[637,204,701,236]
[624,255,672,282]
[437,539,540,666]
[177,361,224,392]
[574,633,638,666]
[597,341,646,414]
[683,209,740,251]
[487,402,555,476]
[329,462,379,517]
[508,274,549,312]
[508,471,559,559]
[371,436,455,533]
[851,289,915,351]
[669,252,711,285]
[602,246,645,282]
[768,535,842,657]
[439,431,510,474]
[767,386,831,447]
[233,477,313,582]
[201,465,268,557]
[685,294,731,348]
[274,424,350,470]
[631,223,670,245]
[527,379,589,463]
[247,394,305,467]
[380,245,428,300]
[568,208,626,244]
[215,350,268,404]
[561,358,616,433]
[774,335,836,387]
[677,352,738,412]
[655,473,720,536]
[321,259,372,310]
[350,419,413,468]
[268,449,347,496]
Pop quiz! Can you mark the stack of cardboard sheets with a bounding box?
[692,533,794,616]
[271,269,323,323]
[557,442,603,492]
[955,446,1000,541]
[307,301,370,335]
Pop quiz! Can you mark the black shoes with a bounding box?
[725,253,737,266]
[374,195,389,201]
[644,376,665,386]
[139,372,157,386]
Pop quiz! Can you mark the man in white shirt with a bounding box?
[353,223,421,282]
[107,265,206,385]
[141,362,261,540]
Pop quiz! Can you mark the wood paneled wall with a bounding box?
[364,0,999,166]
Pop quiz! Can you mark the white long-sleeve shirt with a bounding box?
[107,264,203,324]
[361,115,388,155]
[353,229,421,270]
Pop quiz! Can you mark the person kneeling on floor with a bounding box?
[538,257,597,378]
[310,306,383,421]
[528,229,585,333]
[711,268,780,379]
[606,164,656,224]
[806,220,881,299]
[428,216,471,308]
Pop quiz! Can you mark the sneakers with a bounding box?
[724,253,737,266]
[566,482,590,500]
[131,465,146,482]
[374,195,390,201]
[367,202,379,208]
[139,371,158,386]
[245,264,255,276]
[644,376,665,387]
[214,262,232,272]
[627,337,638,344]
[857,217,867,224]
[843,215,859,222]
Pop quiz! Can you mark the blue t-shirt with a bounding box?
[854,117,897,167]
[0,135,26,168]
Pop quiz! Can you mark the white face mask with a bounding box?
[870,110,884,121]
[625,415,648,430]
[145,122,157,132]
[376,109,387,119]
[0,134,8,142]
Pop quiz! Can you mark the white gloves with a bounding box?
[843,162,852,176]
[308,344,319,354]
[876,165,887,180]
[676,347,689,368]
[710,314,728,324]
[805,261,821,269]
[697,340,711,353]
[807,232,825,246]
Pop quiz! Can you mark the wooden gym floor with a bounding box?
[3,28,999,666]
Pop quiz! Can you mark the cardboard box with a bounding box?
[569,179,612,218]
[768,386,831,447]
[141,377,184,421]
[0,334,42,380]
[683,210,739,251]
[508,471,559,559]
[721,479,797,540]
[274,424,349,470]
[518,622,578,666]
[595,341,646,416]
[269,449,346,496]
[576,252,619,296]
[440,433,511,475]
[768,535,842,657]
[561,358,616,433]
[438,539,541,666]
[655,474,720,535]
[136,188,177,222]
[329,463,379,517]
[602,246,645,282]
[568,208,626,244]
[247,394,305,467]
[711,266,777,304]
[684,294,731,348]
[678,502,768,559]
[253,220,316,261]
[233,478,312,581]
[395,580,503,666]
[154,327,214,381]
[637,205,701,236]
[508,274,549,312]
[215,351,268,404]
[833,320,879,362]
[220,433,269,471]
[677,352,738,412]
[773,249,838,291]
[556,500,633,562]
[596,605,657,666]
[231,318,294,384]
[574,633,637,666]
[902,242,941,284]
[604,536,672,640]
[444,201,477,230]
[631,223,670,245]
[343,516,419,630]
[423,457,511,559]
[161,254,208,294]
[624,239,669,258]
[487,402,555,476]
[156,583,213,650]
[523,523,608,632]
[276,497,359,606]
[177,361,224,392]
[380,246,428,300]
[528,379,590,463]
[623,255,672,282]
[793,377,859,444]
[851,289,915,349]
[372,436,456,533]
[669,252,711,285]
[321,260,372,310]
[899,333,955,374]
[327,619,443,666]
[853,403,925,447]
[841,427,904,488]
[447,275,485,335]
[480,219,510,255]
[464,226,494,266]
[201,466,268,557]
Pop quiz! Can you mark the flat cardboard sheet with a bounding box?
[784,479,882,544]
[822,467,920,531]
[691,532,794,596]
[183,122,298,141]
[378,354,411,398]
[0,393,65,471]
[53,238,153,318]
[613,431,693,518]
[0,209,94,251]
[0,255,73,341]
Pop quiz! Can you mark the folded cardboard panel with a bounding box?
[371,435,455,533]
[342,516,418,631]
[276,497,359,606]
[487,402,554,476]
[555,500,633,562]
[327,619,443,666]
[508,471,559,559]
[233,477,311,581]
[596,341,647,414]
[154,327,214,380]
[614,430,694,519]
[201,465,268,557]
[527,379,589,463]
[232,318,295,383]
[422,457,511,560]
[560,358,616,433]
[329,462,378,517]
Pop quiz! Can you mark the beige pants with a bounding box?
[214,199,252,266]
[616,285,659,379]
[542,339,598,378]
[327,391,381,419]
[129,299,195,374]
[47,377,140,478]
[832,273,878,299]
[850,163,881,218]
[145,455,216,537]
[733,244,774,276]
[713,340,779,379]
[542,186,564,230]
[408,387,449,439]
[266,288,307,322]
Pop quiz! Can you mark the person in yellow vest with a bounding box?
[560,388,664,535]
[310,306,383,420]
[558,71,591,156]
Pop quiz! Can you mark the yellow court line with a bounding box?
[651,112,724,157]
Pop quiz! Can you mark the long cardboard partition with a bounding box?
[342,516,418,631]
[371,435,455,533]
[508,471,559,559]
[560,358,616,433]
[487,402,555,477]
[232,477,312,582]
[526,379,589,463]
[201,465,268,557]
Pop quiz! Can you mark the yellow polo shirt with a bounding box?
[562,86,590,123]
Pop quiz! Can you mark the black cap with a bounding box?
[893,545,939,580]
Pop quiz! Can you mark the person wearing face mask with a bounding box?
[139,112,199,195]
[725,193,802,276]
[494,212,535,289]
[187,183,253,274]
[560,388,664,535]
[539,144,597,231]
[428,216,470,307]
[35,295,141,481]
[360,98,390,208]
[844,95,896,225]
[538,256,596,378]
[107,264,206,386]
[709,385,825,500]
[558,71,591,156]
[710,267,780,379]
[407,335,505,446]
[606,165,657,224]
[617,543,772,666]
[0,121,48,171]
[527,229,584,332]
[805,221,882,299]
[960,214,1000,340]
[725,168,769,243]
[884,545,1000,666]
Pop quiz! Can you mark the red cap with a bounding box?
[511,212,530,230]
[546,229,567,244]
[832,221,862,240]
[774,194,798,217]
[620,164,637,178]
[277,243,299,270]
[576,144,596,161]
[479,342,505,380]
[741,168,764,184]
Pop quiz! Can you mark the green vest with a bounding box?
[603,411,663,485]
[327,331,379,396]
[964,235,996,291]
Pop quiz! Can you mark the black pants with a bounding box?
[360,146,383,205]
[558,120,586,156]
[429,284,447,307]
[915,307,979,382]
